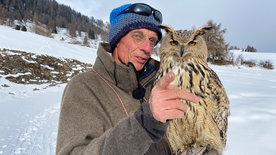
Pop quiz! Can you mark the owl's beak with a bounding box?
[180,45,185,56]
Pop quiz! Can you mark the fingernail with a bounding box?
[168,72,174,79]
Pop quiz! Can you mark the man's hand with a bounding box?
[149,72,199,123]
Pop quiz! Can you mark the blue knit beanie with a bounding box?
[108,3,162,52]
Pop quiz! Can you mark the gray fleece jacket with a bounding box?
[56,43,172,155]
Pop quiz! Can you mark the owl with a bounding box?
[156,25,230,155]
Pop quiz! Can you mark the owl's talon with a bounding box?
[180,145,188,152]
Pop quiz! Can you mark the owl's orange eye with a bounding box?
[170,40,179,46]
[188,41,197,46]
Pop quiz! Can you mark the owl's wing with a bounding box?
[207,67,230,145]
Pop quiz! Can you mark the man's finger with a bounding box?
[158,89,199,103]
[158,100,188,112]
[162,109,184,121]
[167,84,178,90]
[156,72,175,90]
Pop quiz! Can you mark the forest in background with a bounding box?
[0,0,109,41]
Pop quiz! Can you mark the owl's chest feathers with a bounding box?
[159,58,209,96]
[160,58,218,148]
[158,58,213,123]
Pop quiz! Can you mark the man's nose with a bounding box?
[139,39,153,54]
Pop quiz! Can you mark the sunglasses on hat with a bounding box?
[117,3,162,23]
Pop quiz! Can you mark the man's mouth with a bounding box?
[135,56,148,63]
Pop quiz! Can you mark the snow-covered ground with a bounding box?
[211,65,276,155]
[0,79,64,155]
[1,25,276,155]
[0,25,97,64]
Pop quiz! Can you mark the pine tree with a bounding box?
[68,23,77,37]
[88,29,95,39]
[83,36,89,46]
[244,45,257,52]
[203,20,229,62]
[15,25,20,30]
[0,5,7,20]
[21,25,27,31]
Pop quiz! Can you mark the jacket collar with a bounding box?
[93,43,146,94]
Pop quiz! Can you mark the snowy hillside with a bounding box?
[0,25,98,64]
[1,25,276,155]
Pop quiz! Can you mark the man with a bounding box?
[56,3,198,155]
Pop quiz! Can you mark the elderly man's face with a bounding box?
[113,28,158,71]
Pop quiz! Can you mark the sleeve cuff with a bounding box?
[134,101,169,142]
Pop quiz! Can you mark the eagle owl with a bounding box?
[156,25,230,155]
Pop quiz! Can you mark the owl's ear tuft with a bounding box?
[195,26,213,36]
[159,25,174,33]
[192,26,213,40]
